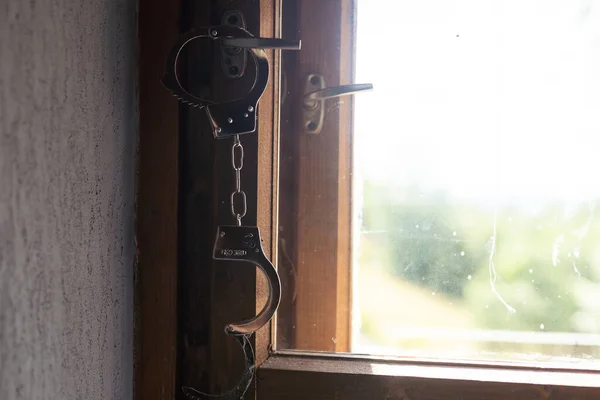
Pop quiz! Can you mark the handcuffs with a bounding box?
[162,25,299,138]
[162,25,300,399]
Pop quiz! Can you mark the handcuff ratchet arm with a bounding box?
[213,225,281,336]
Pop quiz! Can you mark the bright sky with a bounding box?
[354,0,600,205]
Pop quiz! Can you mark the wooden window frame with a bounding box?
[136,0,600,399]
[276,0,355,353]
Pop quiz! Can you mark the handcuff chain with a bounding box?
[231,134,247,226]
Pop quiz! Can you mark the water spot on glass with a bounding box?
[529,269,533,274]
[432,292,436,296]
[460,251,465,256]
[572,261,582,278]
[467,275,472,280]
[540,324,545,330]
[508,217,513,222]
[452,231,457,236]
[532,280,535,283]
[415,224,419,228]
[552,235,564,266]
[485,305,489,309]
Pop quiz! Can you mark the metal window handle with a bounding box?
[219,10,301,79]
[302,74,373,134]
[220,37,301,50]
[305,83,373,101]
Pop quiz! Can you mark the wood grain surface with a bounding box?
[177,1,278,399]
[258,354,600,400]
[136,0,181,399]
[279,0,355,353]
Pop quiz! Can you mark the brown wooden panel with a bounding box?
[256,0,281,367]
[334,0,356,353]
[279,0,355,353]
[176,0,260,395]
[276,0,302,352]
[136,0,181,398]
[176,1,280,399]
[207,2,278,398]
[258,354,600,400]
[176,0,213,396]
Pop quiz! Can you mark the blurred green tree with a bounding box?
[361,181,600,334]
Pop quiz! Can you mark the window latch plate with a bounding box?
[302,74,373,134]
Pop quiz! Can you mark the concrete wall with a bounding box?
[0,1,137,399]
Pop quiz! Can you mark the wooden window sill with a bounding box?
[258,352,600,399]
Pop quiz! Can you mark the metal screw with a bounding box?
[229,66,239,75]
[228,118,233,123]
[307,121,317,131]
[247,106,254,112]
[310,75,319,85]
[211,29,218,36]
[220,232,226,237]
[216,127,222,133]
[243,113,249,118]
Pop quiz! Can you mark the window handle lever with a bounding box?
[304,83,373,102]
[302,74,373,134]
[220,37,301,50]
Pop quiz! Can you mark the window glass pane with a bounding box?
[353,0,600,364]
